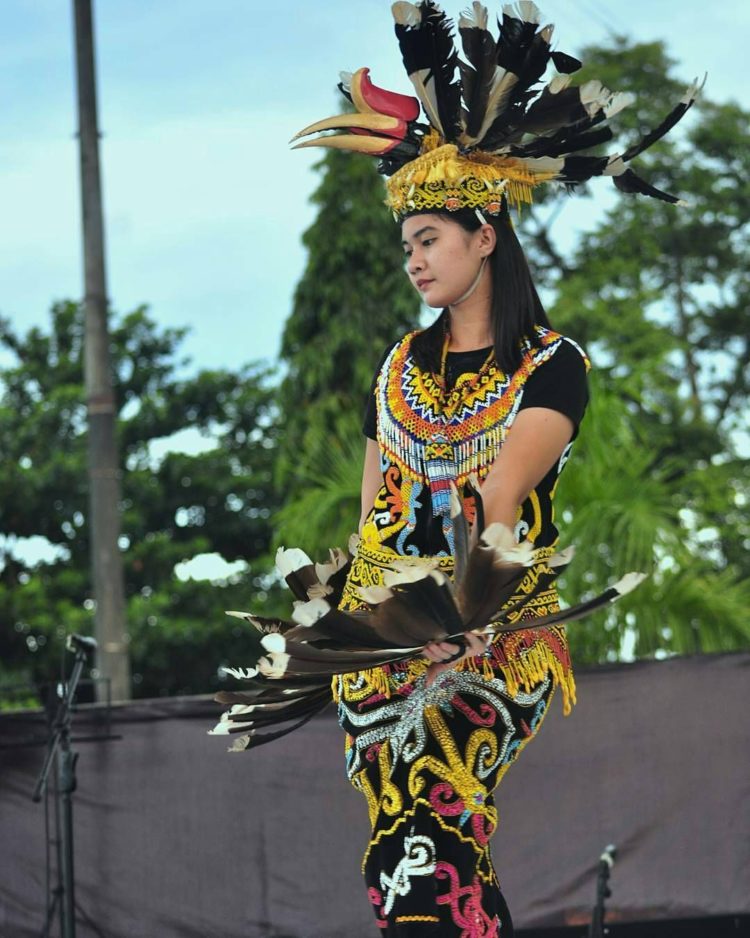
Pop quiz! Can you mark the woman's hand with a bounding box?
[423,631,488,687]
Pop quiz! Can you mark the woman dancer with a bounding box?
[286,2,698,933]
[334,195,587,934]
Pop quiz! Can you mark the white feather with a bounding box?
[260,632,287,654]
[207,707,255,735]
[580,79,612,117]
[383,558,441,587]
[220,665,259,679]
[480,523,535,565]
[515,155,565,174]
[291,596,330,627]
[480,522,516,552]
[603,155,626,177]
[275,546,313,577]
[315,547,348,585]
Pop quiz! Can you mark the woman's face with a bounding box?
[401,214,491,308]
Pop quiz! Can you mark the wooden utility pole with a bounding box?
[72,0,130,701]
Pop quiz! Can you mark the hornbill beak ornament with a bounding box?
[290,67,423,158]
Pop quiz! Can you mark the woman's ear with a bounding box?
[477,223,497,258]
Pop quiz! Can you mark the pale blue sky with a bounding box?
[1,0,748,375]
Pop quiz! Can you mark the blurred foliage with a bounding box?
[0,302,283,702]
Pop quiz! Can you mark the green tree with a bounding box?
[276,147,420,525]
[0,302,281,700]
[520,38,750,660]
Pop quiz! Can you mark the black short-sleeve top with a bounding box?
[359,325,589,559]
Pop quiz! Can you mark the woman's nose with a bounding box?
[407,250,424,275]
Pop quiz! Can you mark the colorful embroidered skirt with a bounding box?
[335,662,554,937]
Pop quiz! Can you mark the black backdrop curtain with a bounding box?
[1,652,748,938]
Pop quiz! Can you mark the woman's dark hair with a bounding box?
[409,207,551,375]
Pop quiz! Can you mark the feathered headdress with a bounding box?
[291,1,704,218]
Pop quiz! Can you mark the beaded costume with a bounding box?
[335,326,588,934]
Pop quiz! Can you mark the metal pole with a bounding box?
[72,0,131,701]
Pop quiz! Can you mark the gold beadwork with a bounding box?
[385,142,557,219]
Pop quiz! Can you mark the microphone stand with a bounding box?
[588,843,616,938]
[32,636,95,938]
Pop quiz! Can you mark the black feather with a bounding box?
[612,168,681,204]
[458,6,498,138]
[394,0,463,142]
[550,50,582,74]
[618,81,702,164]
[558,153,610,183]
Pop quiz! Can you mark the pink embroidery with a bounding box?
[435,861,499,937]
[471,812,496,846]
[452,695,497,726]
[368,886,388,929]
[429,782,465,816]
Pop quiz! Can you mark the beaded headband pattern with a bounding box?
[292,1,703,220]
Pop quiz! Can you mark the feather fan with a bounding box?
[211,483,645,751]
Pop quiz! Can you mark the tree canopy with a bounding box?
[0,302,281,701]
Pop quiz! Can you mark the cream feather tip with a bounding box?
[458,2,489,30]
[612,572,648,596]
[481,523,535,565]
[257,653,291,679]
[315,547,348,585]
[392,1,421,27]
[549,546,576,567]
[358,585,393,605]
[275,546,313,577]
[227,734,252,753]
[503,1,541,24]
[383,558,441,587]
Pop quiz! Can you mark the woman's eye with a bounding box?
[422,238,435,247]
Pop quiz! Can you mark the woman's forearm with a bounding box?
[480,481,521,530]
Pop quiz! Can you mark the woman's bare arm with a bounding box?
[480,406,574,528]
[359,438,382,533]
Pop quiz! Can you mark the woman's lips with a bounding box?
[416,279,434,291]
